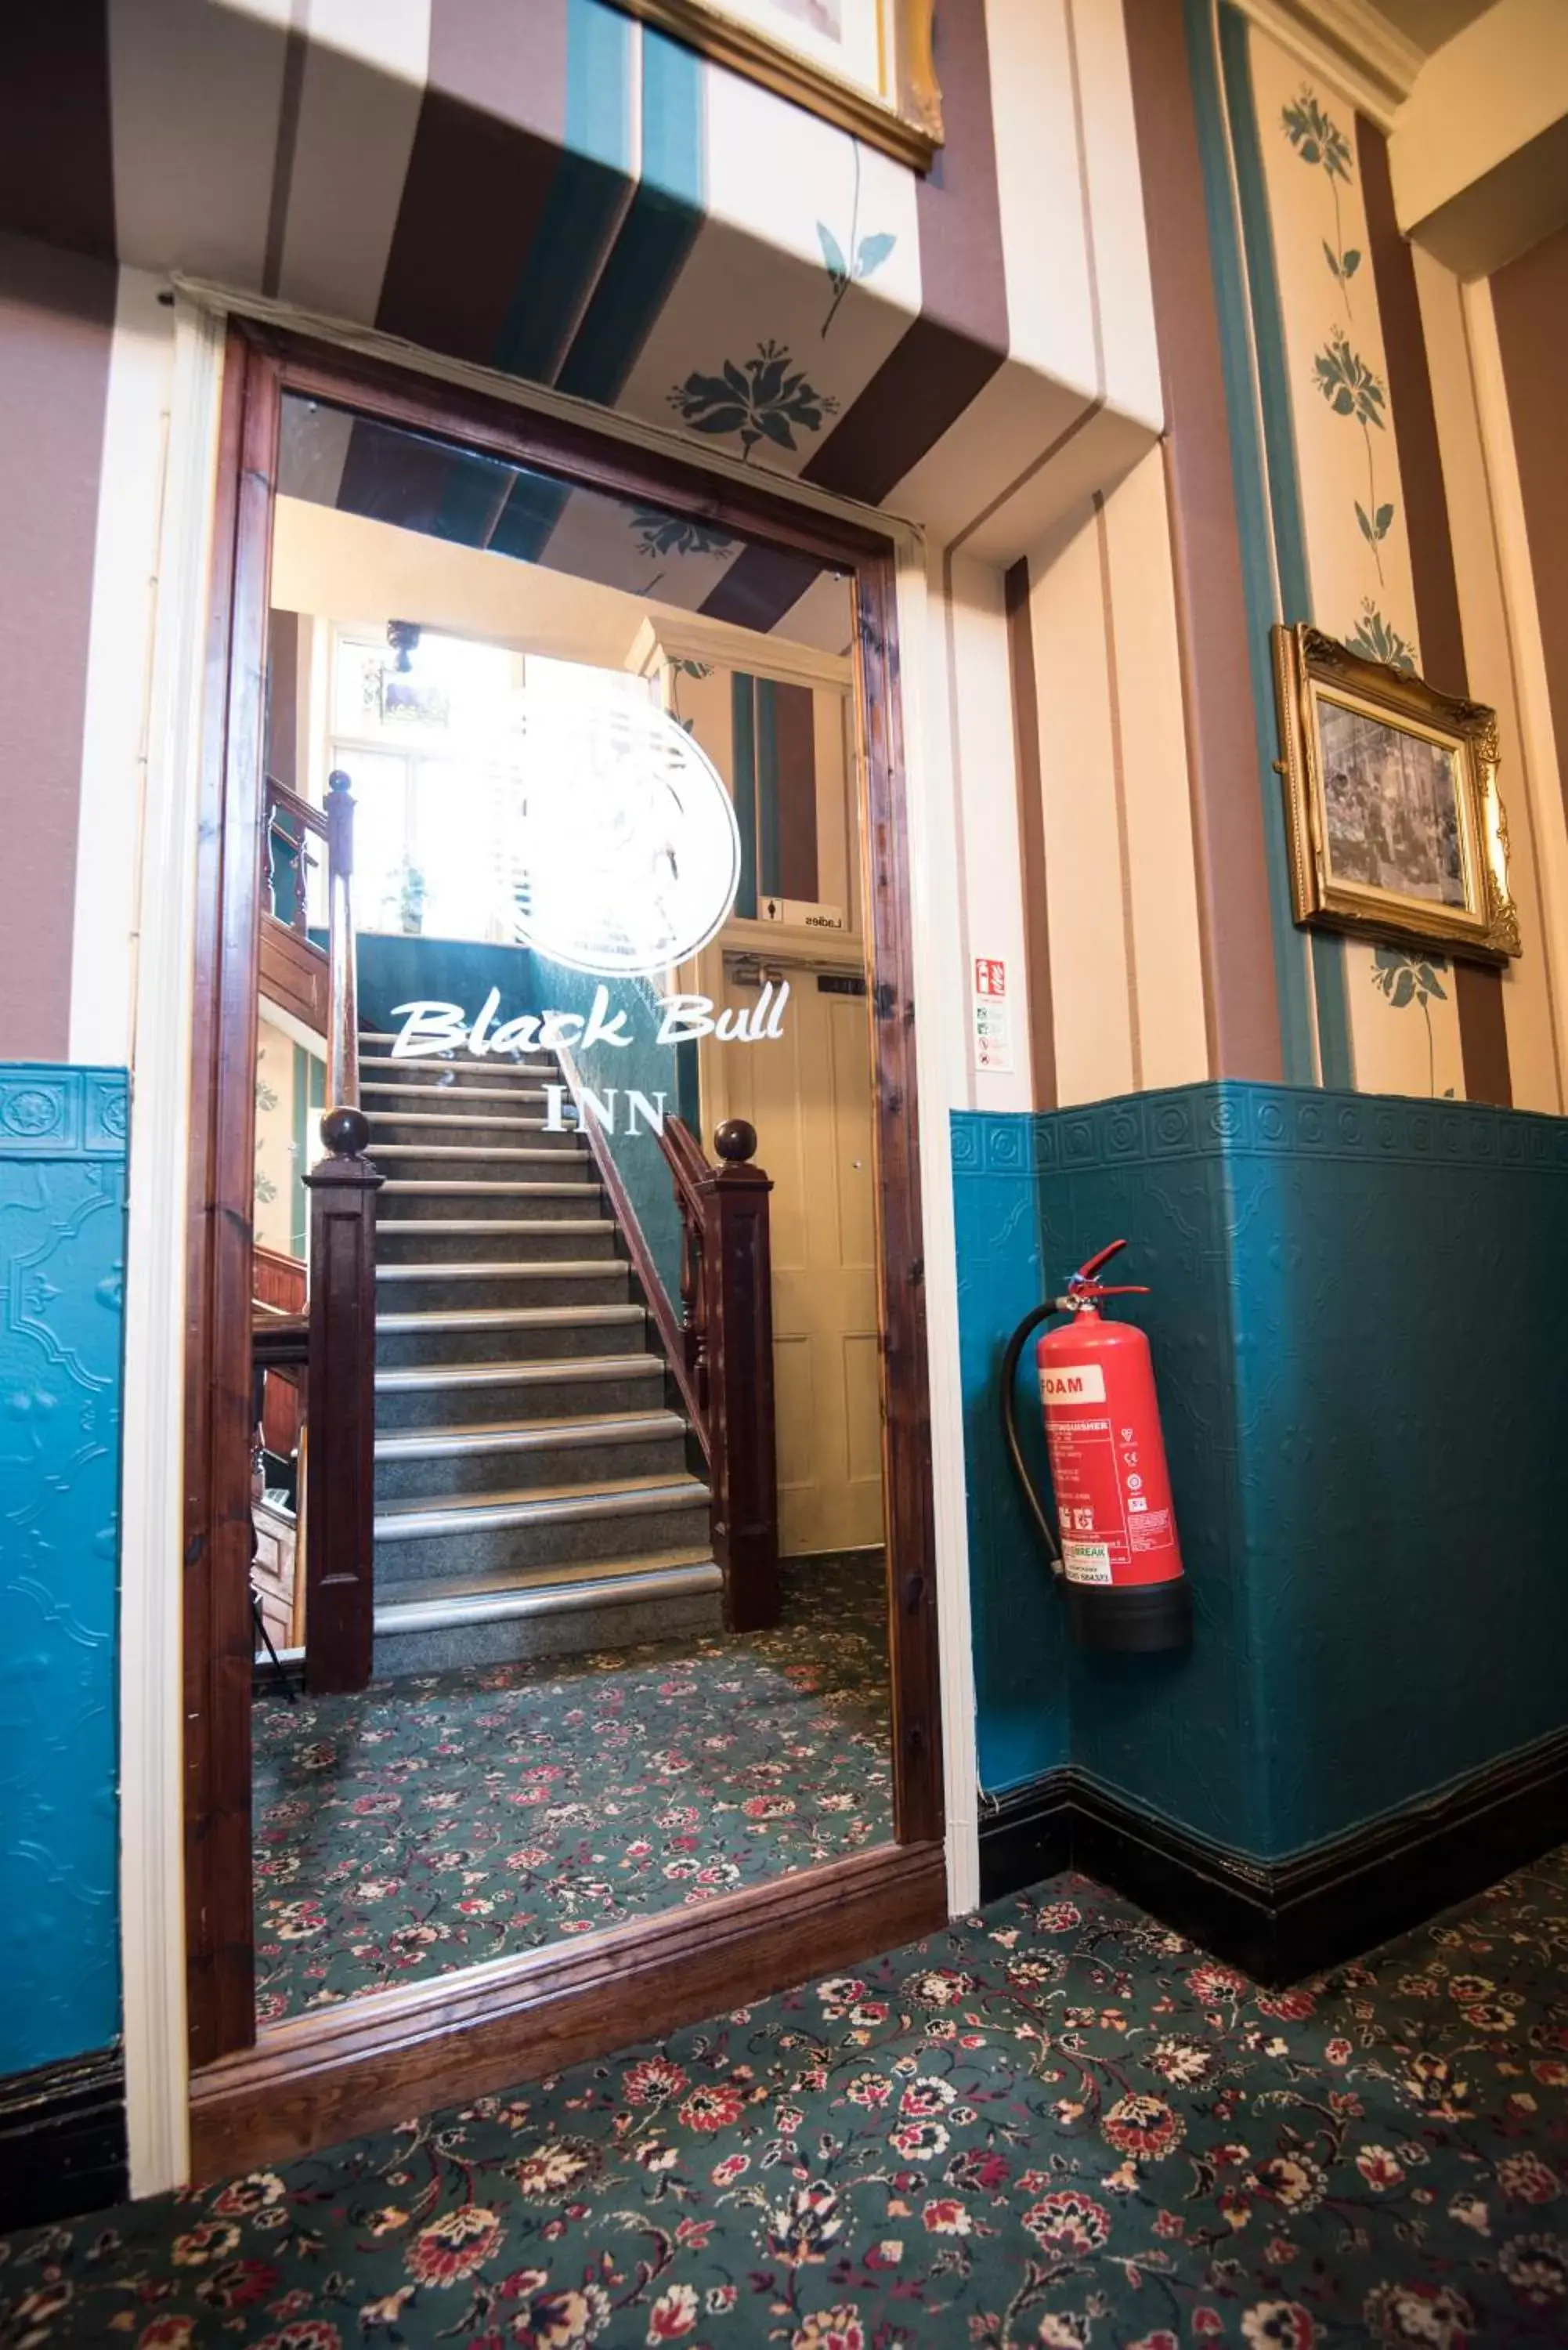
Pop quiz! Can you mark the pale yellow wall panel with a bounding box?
[677,663,735,792]
[1097,449,1208,1092]
[1413,244,1566,1114]
[1250,24,1464,1100]
[983,0,1097,398]
[1028,504,1136,1104]
[1071,0,1163,429]
[946,552,1035,1112]
[253,1018,297,1256]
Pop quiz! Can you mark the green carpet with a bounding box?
[253,1554,893,2019]
[9,1849,1568,2345]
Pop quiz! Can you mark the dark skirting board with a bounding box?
[980,1731,1568,1984]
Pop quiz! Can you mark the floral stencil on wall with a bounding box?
[1312,329,1393,581]
[1284,86,1400,588]
[1281,89,1359,316]
[1370,947,1452,1095]
[816,142,896,338]
[1347,598,1417,674]
[670,343,839,461]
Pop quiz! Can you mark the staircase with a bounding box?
[361,1031,724,1676]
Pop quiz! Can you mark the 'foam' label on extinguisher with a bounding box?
[1041,1362,1107,1405]
[1063,1541,1113,1585]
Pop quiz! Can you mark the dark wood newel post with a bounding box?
[703,1119,779,1632]
[302,770,381,1693]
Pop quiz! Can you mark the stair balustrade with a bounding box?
[658,1117,780,1633]
[259,777,331,1032]
[300,771,383,1694]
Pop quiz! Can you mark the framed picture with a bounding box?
[1271,624,1520,964]
[607,0,941,170]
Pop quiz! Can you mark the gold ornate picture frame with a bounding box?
[1271,624,1520,965]
[609,0,941,170]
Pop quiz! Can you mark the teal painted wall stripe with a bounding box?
[493,0,636,384]
[1182,0,1318,1089]
[487,468,574,565]
[732,672,758,920]
[430,447,515,551]
[558,27,705,404]
[1218,4,1353,1089]
[755,676,781,901]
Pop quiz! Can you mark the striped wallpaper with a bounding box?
[0,0,1162,573]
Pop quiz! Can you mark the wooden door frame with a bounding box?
[183,320,947,2171]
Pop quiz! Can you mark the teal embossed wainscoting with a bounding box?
[952,1084,1568,1975]
[0,1065,128,2220]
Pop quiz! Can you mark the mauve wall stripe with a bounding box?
[800,0,1008,504]
[701,541,822,632]
[1122,0,1281,1083]
[0,6,116,262]
[1357,114,1512,1111]
[0,233,114,1060]
[374,0,569,369]
[1492,227,1568,844]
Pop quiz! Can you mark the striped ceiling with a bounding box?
[0,0,1162,566]
[280,395,851,645]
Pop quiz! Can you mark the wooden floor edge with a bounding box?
[190,1842,948,2180]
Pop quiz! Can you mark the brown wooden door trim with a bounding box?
[184,329,283,2066]
[189,1840,946,2179]
[183,323,946,2079]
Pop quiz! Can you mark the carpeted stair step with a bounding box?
[370,1552,724,1674]
[358,1062,556,1097]
[376,1300,650,1369]
[375,1260,630,1313]
[378,1180,602,1221]
[375,1353,669,1430]
[362,1079,551,1108]
[374,1408,690,1503]
[376,1217,620,1264]
[373,1472,713,1583]
[371,1143,589,1181]
[366,1109,575,1151]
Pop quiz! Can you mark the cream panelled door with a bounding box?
[710,956,885,1556]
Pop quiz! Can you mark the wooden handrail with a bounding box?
[267,776,328,841]
[262,776,326,942]
[300,770,381,1694]
[657,1115,779,1632]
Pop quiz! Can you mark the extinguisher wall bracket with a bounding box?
[999,1301,1067,1574]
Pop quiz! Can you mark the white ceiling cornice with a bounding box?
[1226,0,1427,128]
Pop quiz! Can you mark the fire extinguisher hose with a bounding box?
[1000,1303,1064,1574]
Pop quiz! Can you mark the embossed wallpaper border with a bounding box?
[951,1082,1568,1182]
[0,1064,129,2073]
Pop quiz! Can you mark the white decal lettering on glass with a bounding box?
[389,980,791,1061]
[542,1083,670,1137]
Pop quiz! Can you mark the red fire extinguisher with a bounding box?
[1001,1239,1191,1653]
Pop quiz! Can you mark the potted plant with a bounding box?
[397,853,428,936]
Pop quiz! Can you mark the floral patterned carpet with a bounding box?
[9,1849,1568,2346]
[252,1554,893,2020]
